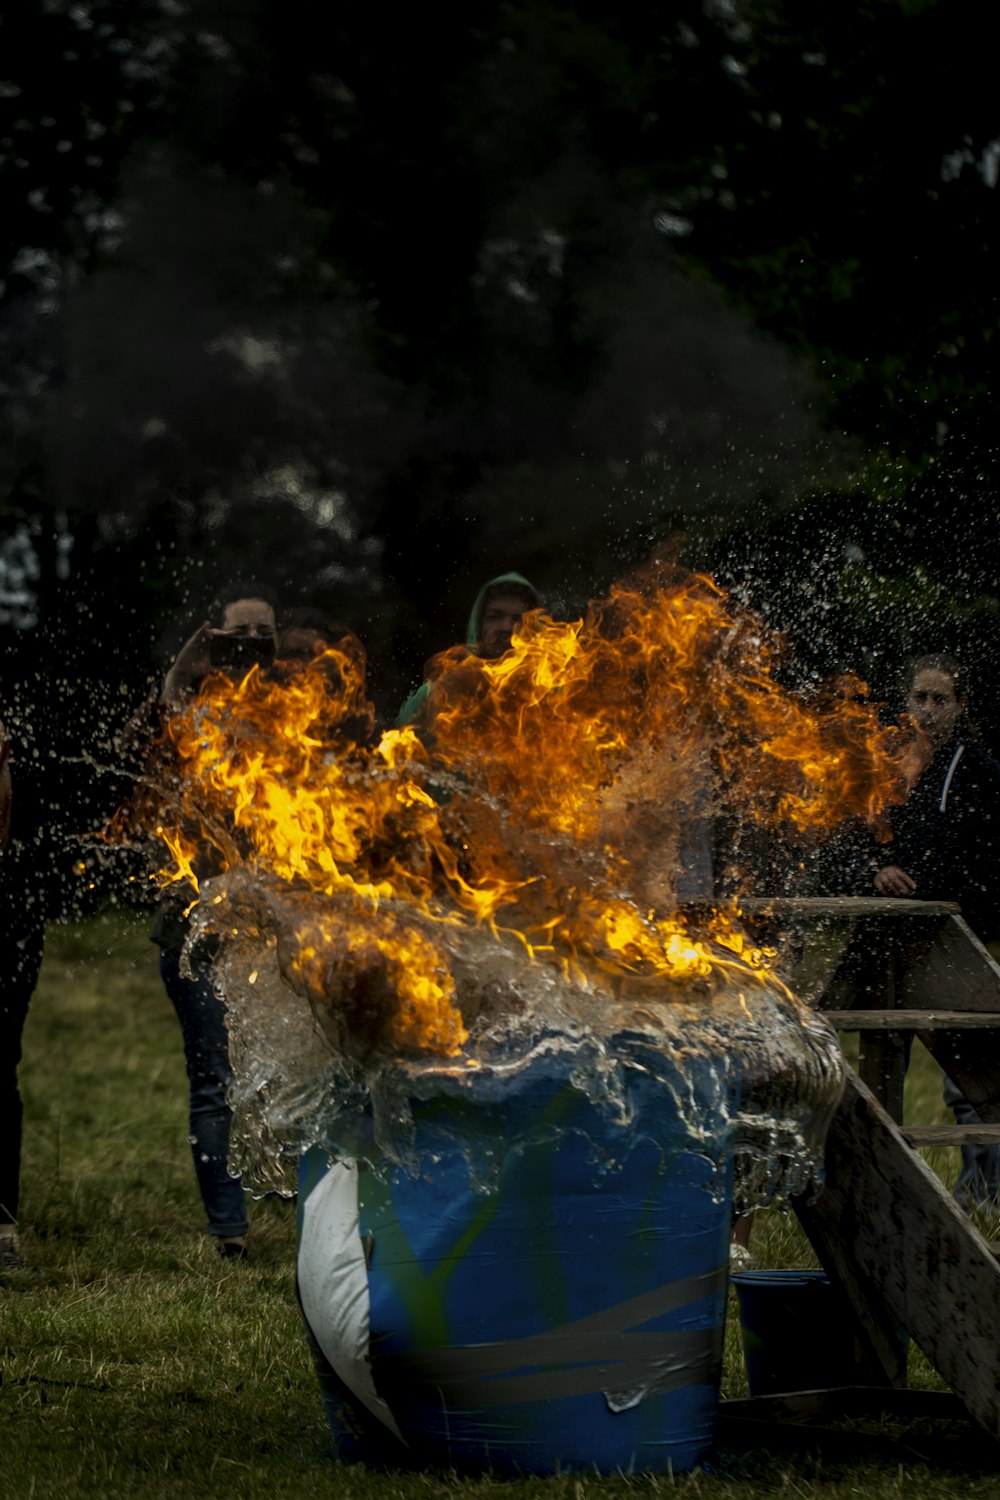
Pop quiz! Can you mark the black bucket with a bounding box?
[731,1270,872,1396]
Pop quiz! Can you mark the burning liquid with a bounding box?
[133,564,915,1199]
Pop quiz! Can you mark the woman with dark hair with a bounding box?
[875,655,999,927]
[875,653,1000,1211]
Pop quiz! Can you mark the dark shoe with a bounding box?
[219,1240,248,1262]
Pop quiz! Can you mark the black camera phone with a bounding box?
[208,631,276,672]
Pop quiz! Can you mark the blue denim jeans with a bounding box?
[0,920,46,1227]
[159,948,248,1238]
[943,1071,1000,1211]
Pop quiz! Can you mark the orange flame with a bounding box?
[133,567,915,1056]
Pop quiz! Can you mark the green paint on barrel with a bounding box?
[298,1064,733,1474]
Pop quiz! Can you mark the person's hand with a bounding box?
[874,865,917,897]
[161,621,212,706]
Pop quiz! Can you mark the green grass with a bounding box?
[2,910,998,1497]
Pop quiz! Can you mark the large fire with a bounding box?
[135,564,915,1059]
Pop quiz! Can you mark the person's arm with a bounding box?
[874,780,918,898]
[0,719,11,854]
[396,681,430,727]
[161,621,212,707]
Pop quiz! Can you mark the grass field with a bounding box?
[2,909,998,1498]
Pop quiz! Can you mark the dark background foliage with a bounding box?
[2,0,998,909]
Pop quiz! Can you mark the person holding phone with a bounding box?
[154,587,278,1259]
[162,593,278,707]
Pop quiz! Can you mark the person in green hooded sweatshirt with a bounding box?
[397,572,541,727]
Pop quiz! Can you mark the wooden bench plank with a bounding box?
[902,1125,1000,1146]
[739,897,960,918]
[722,1388,968,1424]
[717,1389,1000,1465]
[826,1010,1000,1030]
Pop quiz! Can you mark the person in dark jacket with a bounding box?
[875,653,1000,1211]
[397,572,541,727]
[0,705,46,1275]
[155,586,279,1260]
[277,608,375,747]
[874,655,1000,931]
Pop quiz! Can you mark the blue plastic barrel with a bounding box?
[297,1066,731,1475]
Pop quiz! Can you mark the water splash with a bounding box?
[194,869,844,1209]
[131,564,903,1209]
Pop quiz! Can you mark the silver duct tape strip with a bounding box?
[386,1324,721,1381]
[378,1261,726,1379]
[381,1326,724,1407]
[375,1260,727,1407]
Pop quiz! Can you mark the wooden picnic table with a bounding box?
[727,897,1000,1450]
